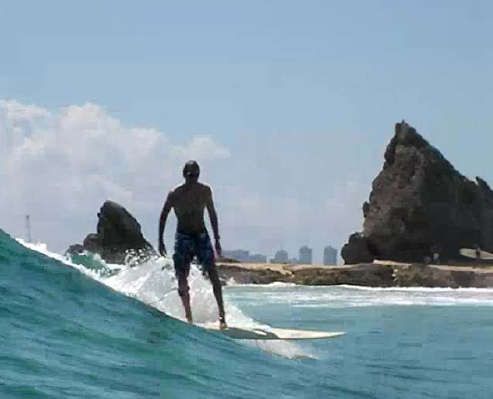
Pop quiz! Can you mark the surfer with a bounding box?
[158,160,227,329]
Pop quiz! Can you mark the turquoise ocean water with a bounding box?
[1,228,492,398]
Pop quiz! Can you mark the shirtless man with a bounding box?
[158,160,226,329]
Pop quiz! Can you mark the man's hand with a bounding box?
[159,241,167,257]
[214,238,222,258]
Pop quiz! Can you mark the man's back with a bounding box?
[171,182,211,235]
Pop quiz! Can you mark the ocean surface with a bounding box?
[1,228,493,398]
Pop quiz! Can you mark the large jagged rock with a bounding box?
[340,233,374,264]
[342,121,493,263]
[67,201,155,264]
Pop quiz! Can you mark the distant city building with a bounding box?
[299,245,313,265]
[222,249,267,263]
[271,249,289,263]
[323,245,337,266]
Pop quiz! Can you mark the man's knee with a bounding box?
[173,253,191,281]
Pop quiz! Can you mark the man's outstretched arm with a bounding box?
[205,187,226,328]
[158,191,173,256]
[205,187,221,257]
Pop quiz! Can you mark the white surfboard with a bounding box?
[199,323,345,340]
[160,309,344,340]
[460,248,493,260]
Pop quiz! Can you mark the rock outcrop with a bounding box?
[216,261,493,288]
[216,262,395,286]
[390,263,493,288]
[67,201,155,264]
[342,121,493,263]
[340,233,374,264]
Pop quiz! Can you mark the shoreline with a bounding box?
[216,260,493,288]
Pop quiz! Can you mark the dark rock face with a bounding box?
[342,121,493,263]
[66,243,84,255]
[341,233,374,264]
[67,201,155,264]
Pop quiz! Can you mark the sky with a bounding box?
[1,1,492,263]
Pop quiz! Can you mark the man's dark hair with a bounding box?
[183,160,200,178]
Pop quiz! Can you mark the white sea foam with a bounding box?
[338,284,493,293]
[16,239,105,281]
[244,340,316,360]
[99,257,313,358]
[16,237,252,323]
[16,238,313,359]
[228,283,493,308]
[226,281,297,288]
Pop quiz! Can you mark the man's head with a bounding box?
[183,160,200,183]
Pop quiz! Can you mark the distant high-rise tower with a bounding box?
[271,250,289,263]
[299,246,313,265]
[323,245,337,266]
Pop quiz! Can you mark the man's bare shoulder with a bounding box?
[170,183,187,194]
[197,182,212,193]
[165,184,185,204]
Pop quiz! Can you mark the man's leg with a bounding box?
[177,273,193,323]
[197,231,226,328]
[207,263,226,328]
[173,235,193,323]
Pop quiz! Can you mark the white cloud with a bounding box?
[0,100,230,250]
[172,136,231,161]
[0,99,374,262]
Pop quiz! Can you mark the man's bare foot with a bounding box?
[186,315,193,324]
[219,316,227,330]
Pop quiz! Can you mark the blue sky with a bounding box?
[1,1,492,262]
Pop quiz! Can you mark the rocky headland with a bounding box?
[342,121,493,264]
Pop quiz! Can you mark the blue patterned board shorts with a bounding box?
[173,230,215,279]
